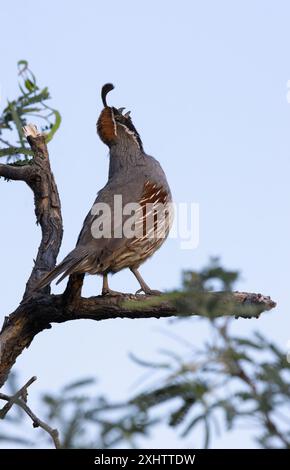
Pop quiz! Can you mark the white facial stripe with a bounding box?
[110,109,117,136]
[118,122,141,149]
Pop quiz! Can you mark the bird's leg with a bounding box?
[101,273,125,296]
[102,273,109,293]
[130,268,162,296]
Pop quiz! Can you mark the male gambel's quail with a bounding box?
[37,84,172,295]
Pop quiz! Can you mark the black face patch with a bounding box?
[112,107,143,150]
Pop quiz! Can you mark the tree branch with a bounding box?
[0,290,276,388]
[0,376,36,419]
[0,163,30,181]
[21,125,63,298]
[0,376,61,449]
[1,125,63,299]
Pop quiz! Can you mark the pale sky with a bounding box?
[1,0,290,448]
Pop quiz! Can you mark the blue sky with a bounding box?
[1,0,290,448]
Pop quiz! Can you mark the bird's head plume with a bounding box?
[97,83,143,150]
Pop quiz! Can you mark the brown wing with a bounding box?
[106,181,173,272]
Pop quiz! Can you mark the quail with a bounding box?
[37,84,173,295]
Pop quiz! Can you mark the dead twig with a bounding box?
[0,376,61,449]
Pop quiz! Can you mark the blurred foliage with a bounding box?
[0,60,61,162]
[0,260,288,449]
[126,324,290,449]
[0,374,156,449]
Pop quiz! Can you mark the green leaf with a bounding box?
[203,416,210,449]
[20,107,41,114]
[25,79,36,92]
[181,413,204,437]
[232,337,263,350]
[0,147,33,158]
[169,400,195,427]
[18,60,28,67]
[17,60,28,76]
[19,87,50,107]
[62,378,96,392]
[45,110,61,143]
[236,391,255,401]
[129,352,170,369]
[9,104,25,146]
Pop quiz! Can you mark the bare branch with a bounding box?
[21,125,63,298]
[0,163,30,181]
[0,376,36,419]
[0,376,61,449]
[0,124,63,299]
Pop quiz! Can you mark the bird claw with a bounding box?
[102,288,126,297]
[135,288,163,296]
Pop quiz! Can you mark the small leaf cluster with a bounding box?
[0,60,61,162]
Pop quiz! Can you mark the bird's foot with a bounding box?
[135,287,163,296]
[102,288,127,297]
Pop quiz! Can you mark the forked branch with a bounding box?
[0,376,61,448]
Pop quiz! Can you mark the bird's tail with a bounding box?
[35,249,89,291]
